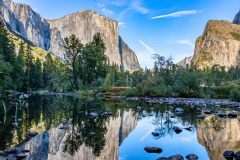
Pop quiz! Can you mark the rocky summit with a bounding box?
[0,0,140,72]
[192,20,240,69]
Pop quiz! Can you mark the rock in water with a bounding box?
[175,107,184,114]
[223,151,234,160]
[16,153,27,160]
[144,147,163,153]
[173,127,182,134]
[234,151,240,160]
[156,157,168,160]
[228,113,238,118]
[186,154,199,160]
[152,132,160,137]
[169,154,184,160]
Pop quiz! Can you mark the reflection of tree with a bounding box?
[62,98,108,157]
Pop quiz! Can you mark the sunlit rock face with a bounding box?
[0,0,140,72]
[0,0,51,49]
[48,10,140,72]
[48,10,120,66]
[191,20,240,69]
[196,116,240,160]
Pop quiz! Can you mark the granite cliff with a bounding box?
[0,0,140,72]
[192,20,240,69]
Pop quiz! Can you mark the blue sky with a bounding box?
[13,0,240,68]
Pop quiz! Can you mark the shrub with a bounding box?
[229,89,240,102]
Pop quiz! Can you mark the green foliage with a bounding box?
[229,89,240,102]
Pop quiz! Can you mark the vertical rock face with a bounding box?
[48,10,121,66]
[119,36,141,71]
[0,0,140,72]
[197,116,240,160]
[0,0,51,49]
[233,10,240,24]
[191,20,240,69]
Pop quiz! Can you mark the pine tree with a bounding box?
[24,44,33,91]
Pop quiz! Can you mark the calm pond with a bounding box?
[0,95,239,160]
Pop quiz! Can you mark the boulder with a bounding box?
[156,157,168,160]
[234,151,240,160]
[169,154,184,160]
[217,113,226,118]
[223,151,234,160]
[186,154,198,160]
[184,127,192,131]
[203,110,212,114]
[152,132,160,137]
[228,113,238,118]
[173,127,182,134]
[175,108,184,114]
[16,153,27,160]
[144,147,163,153]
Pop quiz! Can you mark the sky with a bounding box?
[13,0,240,68]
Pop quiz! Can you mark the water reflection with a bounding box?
[197,115,240,160]
[0,96,239,160]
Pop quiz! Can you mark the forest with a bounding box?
[1,19,240,102]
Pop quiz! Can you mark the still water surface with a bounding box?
[0,95,239,160]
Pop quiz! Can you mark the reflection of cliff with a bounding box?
[196,116,240,160]
[18,110,138,160]
[47,110,137,160]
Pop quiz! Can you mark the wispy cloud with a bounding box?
[119,22,126,28]
[97,2,115,16]
[176,39,194,46]
[139,40,155,54]
[131,0,149,14]
[150,10,200,19]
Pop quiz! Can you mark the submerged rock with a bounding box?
[173,127,182,134]
[186,154,198,160]
[169,154,184,160]
[152,132,160,137]
[223,151,234,160]
[144,147,163,153]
